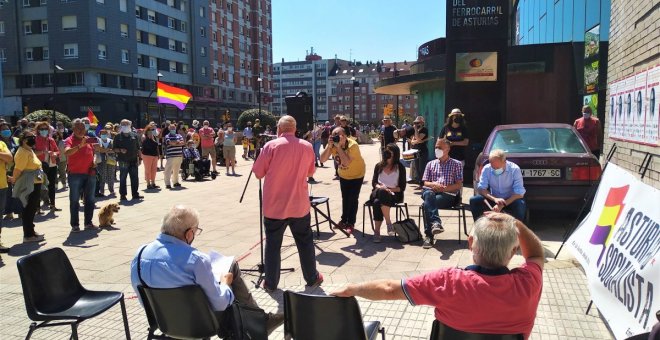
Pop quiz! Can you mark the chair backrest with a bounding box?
[16,247,86,321]
[138,284,220,339]
[429,320,524,340]
[284,291,368,340]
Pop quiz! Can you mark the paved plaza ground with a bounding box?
[0,142,614,339]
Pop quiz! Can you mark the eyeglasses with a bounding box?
[187,226,203,236]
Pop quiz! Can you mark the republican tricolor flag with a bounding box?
[157,81,192,111]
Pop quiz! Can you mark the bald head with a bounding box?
[277,115,297,134]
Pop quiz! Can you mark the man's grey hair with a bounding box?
[82,117,90,123]
[72,118,84,127]
[120,119,132,126]
[488,149,506,161]
[471,213,519,268]
[161,205,200,237]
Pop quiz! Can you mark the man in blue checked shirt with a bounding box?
[421,138,464,249]
[130,205,284,335]
[469,149,527,222]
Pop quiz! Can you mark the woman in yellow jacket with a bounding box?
[321,127,366,234]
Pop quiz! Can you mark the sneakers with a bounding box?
[50,205,62,212]
[132,194,144,200]
[431,222,445,235]
[266,312,285,335]
[166,185,172,189]
[120,196,128,201]
[0,237,9,253]
[84,224,99,230]
[261,281,276,293]
[373,235,382,243]
[306,273,324,289]
[386,224,395,236]
[422,236,434,249]
[173,183,181,187]
[71,226,81,233]
[23,234,45,243]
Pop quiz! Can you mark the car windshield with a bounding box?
[490,127,587,154]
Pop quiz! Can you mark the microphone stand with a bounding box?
[239,135,294,288]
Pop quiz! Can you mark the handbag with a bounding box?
[392,218,421,243]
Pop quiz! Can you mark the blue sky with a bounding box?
[272,0,446,64]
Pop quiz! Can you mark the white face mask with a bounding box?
[120,126,131,133]
[435,148,444,159]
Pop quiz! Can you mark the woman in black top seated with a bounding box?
[369,143,407,242]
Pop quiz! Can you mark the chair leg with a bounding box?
[462,206,468,237]
[457,208,462,244]
[70,323,79,340]
[362,204,366,237]
[404,203,410,219]
[25,322,37,340]
[119,297,132,340]
[313,205,320,238]
[379,327,386,340]
[368,205,375,233]
[325,201,333,231]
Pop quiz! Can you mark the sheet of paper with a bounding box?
[209,250,234,283]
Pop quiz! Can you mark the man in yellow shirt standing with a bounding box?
[320,127,366,234]
[0,139,13,252]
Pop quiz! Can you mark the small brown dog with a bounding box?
[98,202,120,228]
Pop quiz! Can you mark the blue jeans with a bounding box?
[469,194,527,222]
[313,140,321,163]
[68,173,96,227]
[263,214,318,289]
[119,161,139,197]
[422,190,457,237]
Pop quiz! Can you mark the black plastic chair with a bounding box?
[362,201,410,237]
[283,291,385,340]
[429,320,523,340]
[137,285,221,340]
[418,193,469,244]
[16,247,131,340]
[310,196,333,238]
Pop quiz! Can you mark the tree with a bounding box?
[24,110,72,128]
[236,108,277,130]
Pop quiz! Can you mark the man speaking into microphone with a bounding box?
[252,115,323,292]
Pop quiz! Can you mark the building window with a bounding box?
[44,73,53,85]
[167,0,174,6]
[149,56,156,69]
[182,64,187,74]
[40,0,48,4]
[62,15,78,30]
[41,20,48,33]
[180,22,187,32]
[43,47,49,60]
[23,0,30,7]
[169,61,176,72]
[200,26,205,37]
[148,33,156,45]
[181,42,187,53]
[120,24,128,37]
[97,0,104,3]
[98,44,107,59]
[180,0,186,11]
[137,55,143,66]
[201,67,207,76]
[24,22,32,35]
[212,32,217,42]
[200,46,206,56]
[167,17,175,29]
[136,30,142,42]
[63,43,78,58]
[0,22,4,35]
[121,49,129,63]
[199,6,205,17]
[119,0,127,12]
[135,5,141,17]
[25,48,34,61]
[147,10,156,23]
[213,70,218,80]
[0,48,6,62]
[97,17,106,32]
[168,39,175,51]
[70,72,84,86]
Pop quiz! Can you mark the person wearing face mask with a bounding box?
[420,138,463,249]
[439,108,470,164]
[320,126,367,233]
[1,122,22,220]
[55,130,69,189]
[13,119,29,138]
[223,123,238,176]
[10,130,46,243]
[113,119,143,201]
[0,131,14,251]
[242,121,253,160]
[164,123,185,189]
[369,143,407,243]
[573,105,603,158]
[141,124,160,190]
[94,128,117,197]
[130,205,285,336]
[81,117,96,137]
[34,121,60,212]
[198,120,218,174]
[469,149,526,222]
[64,118,99,232]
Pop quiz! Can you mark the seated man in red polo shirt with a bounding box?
[331,212,544,339]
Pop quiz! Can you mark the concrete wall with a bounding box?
[604,0,659,188]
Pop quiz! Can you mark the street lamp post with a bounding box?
[257,76,263,123]
[156,72,163,124]
[52,63,63,125]
[351,76,356,124]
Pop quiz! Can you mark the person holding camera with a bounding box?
[64,119,99,232]
[320,127,366,234]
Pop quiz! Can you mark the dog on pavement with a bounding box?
[98,202,120,228]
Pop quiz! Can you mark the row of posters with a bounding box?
[607,65,660,146]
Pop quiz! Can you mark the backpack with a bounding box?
[392,219,421,243]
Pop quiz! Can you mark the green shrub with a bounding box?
[25,110,72,128]
[236,108,277,130]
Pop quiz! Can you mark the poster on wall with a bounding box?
[623,75,636,140]
[631,71,647,143]
[455,52,498,82]
[584,25,600,95]
[645,65,659,145]
[608,81,618,138]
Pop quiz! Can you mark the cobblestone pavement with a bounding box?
[0,142,613,339]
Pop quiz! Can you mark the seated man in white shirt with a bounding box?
[130,205,283,335]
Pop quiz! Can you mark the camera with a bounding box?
[332,135,340,143]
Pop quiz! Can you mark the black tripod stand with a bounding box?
[239,144,294,288]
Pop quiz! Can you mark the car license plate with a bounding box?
[521,169,561,178]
